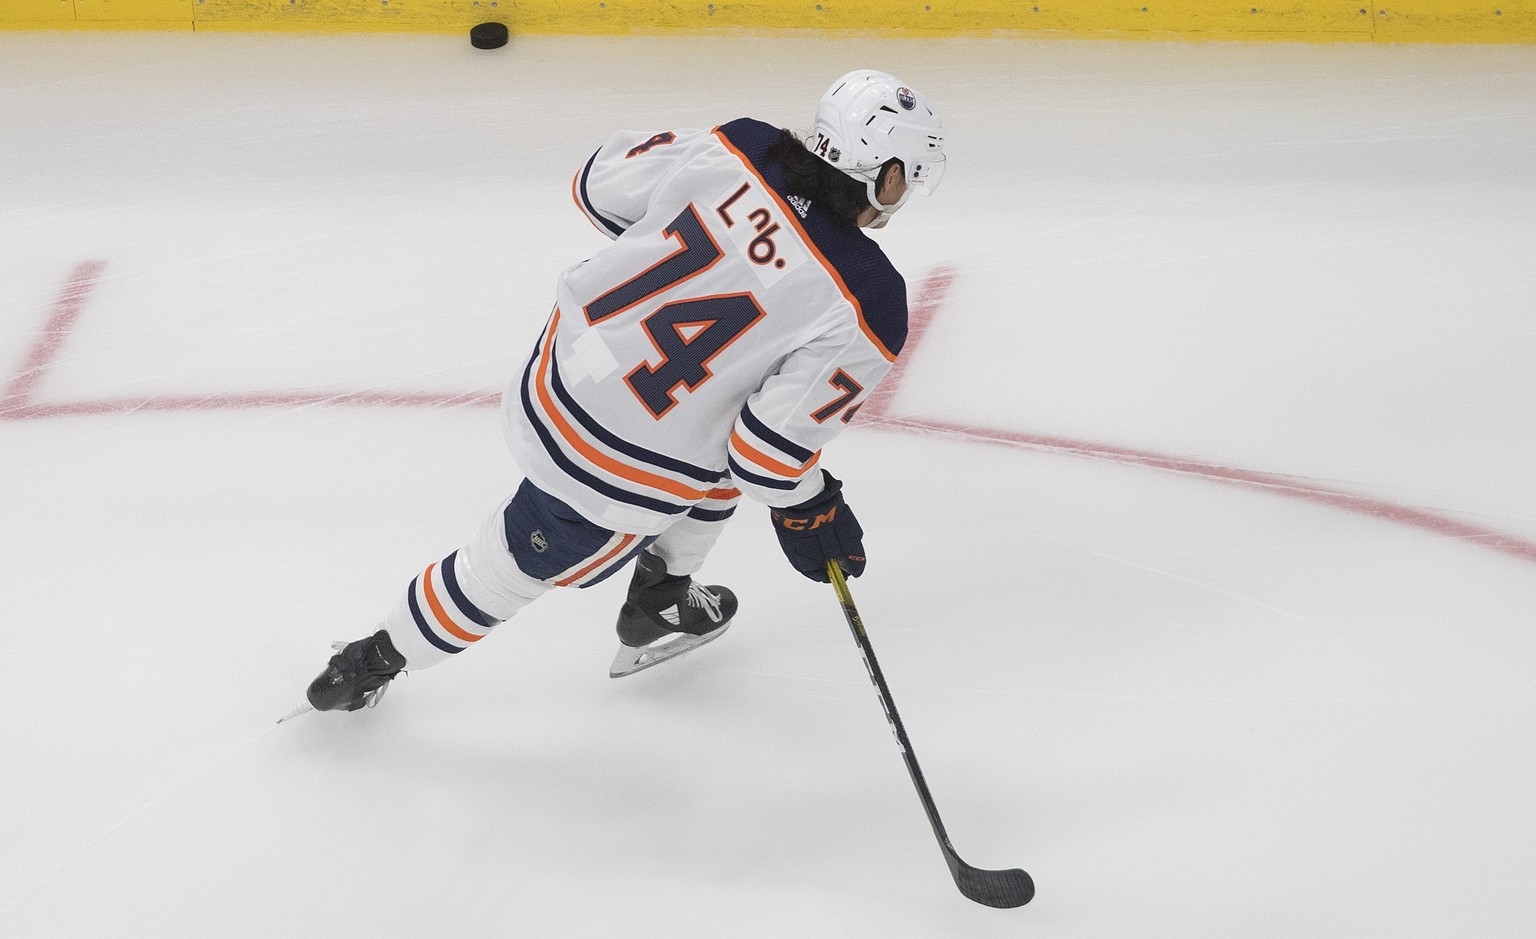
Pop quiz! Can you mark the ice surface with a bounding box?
[2,30,1535,938]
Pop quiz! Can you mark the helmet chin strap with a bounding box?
[863,176,912,229]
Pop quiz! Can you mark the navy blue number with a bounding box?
[626,132,676,158]
[584,205,721,325]
[626,294,766,419]
[811,369,864,423]
[585,204,765,419]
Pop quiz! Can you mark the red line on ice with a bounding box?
[6,390,501,420]
[1,260,107,413]
[862,264,950,422]
[0,260,499,421]
[857,268,1536,566]
[6,261,1535,567]
[861,414,1536,566]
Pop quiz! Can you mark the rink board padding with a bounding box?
[2,0,1533,43]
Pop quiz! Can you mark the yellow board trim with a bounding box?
[1,0,1532,42]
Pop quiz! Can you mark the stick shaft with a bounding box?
[826,562,1035,908]
[827,562,957,850]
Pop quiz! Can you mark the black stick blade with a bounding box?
[953,861,1035,908]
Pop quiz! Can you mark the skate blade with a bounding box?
[277,703,314,724]
[609,622,730,678]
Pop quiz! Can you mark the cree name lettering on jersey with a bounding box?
[712,179,808,290]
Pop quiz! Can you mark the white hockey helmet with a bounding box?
[806,69,946,226]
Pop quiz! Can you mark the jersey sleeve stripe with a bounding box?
[739,403,817,463]
[531,310,711,503]
[711,127,899,363]
[518,322,690,518]
[728,455,799,491]
[730,429,820,479]
[572,150,628,238]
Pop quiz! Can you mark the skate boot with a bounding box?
[611,551,737,678]
[305,629,407,711]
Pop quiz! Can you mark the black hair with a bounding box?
[768,128,875,225]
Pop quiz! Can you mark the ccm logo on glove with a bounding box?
[776,507,839,531]
[770,470,866,582]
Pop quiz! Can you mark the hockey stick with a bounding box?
[827,561,1035,908]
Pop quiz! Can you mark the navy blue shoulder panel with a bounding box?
[716,118,908,358]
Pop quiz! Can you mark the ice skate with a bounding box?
[305,629,407,711]
[610,551,737,678]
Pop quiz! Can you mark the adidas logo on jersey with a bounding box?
[787,195,811,219]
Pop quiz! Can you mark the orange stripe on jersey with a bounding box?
[710,128,899,364]
[535,310,709,503]
[423,562,483,644]
[705,486,742,501]
[555,533,637,587]
[730,429,820,479]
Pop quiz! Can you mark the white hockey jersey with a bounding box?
[502,118,908,536]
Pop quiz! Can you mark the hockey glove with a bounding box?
[770,470,866,583]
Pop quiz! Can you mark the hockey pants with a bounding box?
[382,479,739,669]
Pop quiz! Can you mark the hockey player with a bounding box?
[305,69,946,711]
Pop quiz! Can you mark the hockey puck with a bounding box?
[470,22,508,49]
